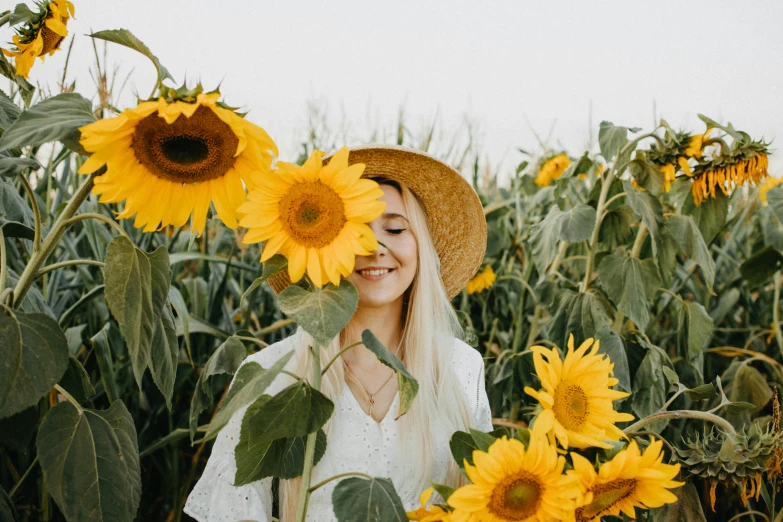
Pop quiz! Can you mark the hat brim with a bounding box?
[267,144,487,300]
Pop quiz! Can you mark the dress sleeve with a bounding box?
[183,401,273,522]
[184,338,299,522]
[473,356,493,432]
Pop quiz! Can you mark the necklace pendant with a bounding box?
[369,397,375,404]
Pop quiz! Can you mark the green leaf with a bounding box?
[450,430,479,468]
[58,355,95,404]
[558,204,596,243]
[234,407,327,485]
[0,406,38,452]
[727,364,772,411]
[0,155,39,177]
[624,180,663,259]
[597,255,660,332]
[361,330,419,419]
[0,218,33,240]
[767,185,783,225]
[37,400,141,522]
[90,29,173,85]
[666,215,716,290]
[103,236,173,401]
[469,429,497,452]
[529,205,564,275]
[278,281,359,347]
[0,484,18,522]
[239,380,333,445]
[677,301,713,361]
[204,352,294,442]
[0,94,96,152]
[657,483,707,522]
[429,482,455,502]
[685,383,717,402]
[595,327,630,393]
[662,366,679,386]
[167,286,191,360]
[628,155,664,196]
[189,337,246,441]
[0,306,69,418]
[332,477,407,522]
[239,254,288,308]
[549,290,612,350]
[598,205,635,249]
[598,121,639,161]
[9,4,34,25]
[739,246,783,286]
[632,348,668,432]
[682,188,729,245]
[0,89,20,132]
[91,324,120,404]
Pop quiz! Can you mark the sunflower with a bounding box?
[447,434,581,522]
[524,334,634,449]
[466,265,496,295]
[535,153,571,187]
[407,488,453,522]
[660,164,676,193]
[569,439,683,521]
[684,130,711,158]
[691,152,769,206]
[759,175,782,203]
[77,90,277,235]
[2,0,74,78]
[238,147,385,288]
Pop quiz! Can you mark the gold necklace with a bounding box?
[343,360,396,421]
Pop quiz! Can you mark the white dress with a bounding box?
[184,333,493,522]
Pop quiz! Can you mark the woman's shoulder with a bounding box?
[448,337,485,385]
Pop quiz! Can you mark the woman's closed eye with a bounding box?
[386,228,406,235]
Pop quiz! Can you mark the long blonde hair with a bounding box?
[280,179,475,520]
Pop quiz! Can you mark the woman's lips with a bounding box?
[356,268,394,281]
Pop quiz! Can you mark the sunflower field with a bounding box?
[2,2,783,522]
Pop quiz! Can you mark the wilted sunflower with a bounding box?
[524,334,634,449]
[448,434,581,522]
[238,147,386,288]
[691,151,769,206]
[534,153,571,187]
[2,0,74,78]
[569,439,683,521]
[407,488,453,522]
[466,265,496,295]
[77,89,277,235]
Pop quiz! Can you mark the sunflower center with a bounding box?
[132,105,239,183]
[553,383,589,431]
[488,472,542,520]
[279,182,346,248]
[576,479,636,521]
[40,25,65,54]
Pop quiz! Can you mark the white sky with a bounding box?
[17,0,783,180]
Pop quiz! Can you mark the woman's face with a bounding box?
[347,184,418,310]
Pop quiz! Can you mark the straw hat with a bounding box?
[267,144,487,299]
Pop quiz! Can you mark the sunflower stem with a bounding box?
[623,409,736,437]
[296,344,322,522]
[63,212,130,240]
[322,341,363,375]
[11,173,97,309]
[0,12,10,28]
[308,471,374,493]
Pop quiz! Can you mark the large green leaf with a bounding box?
[0,155,39,177]
[529,205,564,275]
[598,121,639,161]
[240,254,288,308]
[726,364,772,412]
[58,355,95,405]
[628,154,663,196]
[278,281,359,347]
[739,246,783,286]
[204,351,294,441]
[90,324,119,404]
[103,236,174,405]
[0,306,68,418]
[189,337,246,441]
[90,29,173,84]
[665,214,716,290]
[0,89,21,132]
[595,327,630,393]
[624,180,663,259]
[449,431,480,469]
[0,93,95,152]
[598,205,635,249]
[238,381,333,445]
[332,477,408,522]
[682,189,729,245]
[632,347,668,432]
[361,330,419,419]
[597,255,660,332]
[558,204,596,243]
[37,400,140,522]
[677,301,713,361]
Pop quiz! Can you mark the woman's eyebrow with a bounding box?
[383,212,409,222]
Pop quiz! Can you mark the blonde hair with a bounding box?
[280,179,475,520]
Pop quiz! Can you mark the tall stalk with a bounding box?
[296,344,323,522]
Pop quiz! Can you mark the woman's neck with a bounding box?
[342,299,404,369]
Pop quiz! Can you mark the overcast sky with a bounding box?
[18,0,783,179]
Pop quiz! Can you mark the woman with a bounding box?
[184,145,491,521]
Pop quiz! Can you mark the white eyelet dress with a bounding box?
[183,333,493,522]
